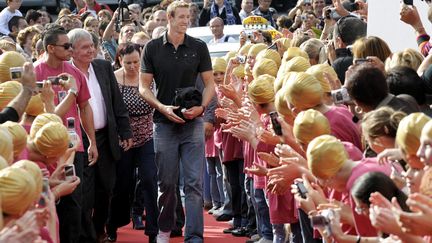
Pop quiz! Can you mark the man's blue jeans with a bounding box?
[154,119,204,243]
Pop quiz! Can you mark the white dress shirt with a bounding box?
[80,63,107,130]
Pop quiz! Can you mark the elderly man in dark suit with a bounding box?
[67,28,133,243]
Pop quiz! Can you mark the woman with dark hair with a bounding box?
[345,64,418,116]
[351,171,410,216]
[106,43,158,243]
[386,66,432,117]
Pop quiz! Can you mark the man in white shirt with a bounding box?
[0,0,23,36]
[68,28,133,243]
[209,17,236,44]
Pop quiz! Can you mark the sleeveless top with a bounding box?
[118,83,154,147]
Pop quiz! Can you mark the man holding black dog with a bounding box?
[139,1,215,242]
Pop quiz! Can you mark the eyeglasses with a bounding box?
[51,43,73,50]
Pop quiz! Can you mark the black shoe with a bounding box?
[223,227,237,234]
[106,234,117,242]
[246,229,257,238]
[105,228,117,242]
[214,213,233,222]
[132,215,145,230]
[170,229,182,238]
[203,201,213,210]
[231,227,248,237]
[148,234,157,243]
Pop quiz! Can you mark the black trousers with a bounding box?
[107,140,159,236]
[224,159,246,227]
[80,129,117,242]
[56,152,84,243]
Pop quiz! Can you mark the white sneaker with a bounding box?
[156,230,171,243]
[256,237,273,243]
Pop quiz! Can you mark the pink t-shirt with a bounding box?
[346,158,392,237]
[324,106,363,151]
[343,141,363,161]
[243,141,254,178]
[34,61,91,152]
[219,131,243,162]
[254,115,275,189]
[205,127,219,158]
[267,190,297,224]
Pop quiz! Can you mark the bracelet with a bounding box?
[356,235,361,243]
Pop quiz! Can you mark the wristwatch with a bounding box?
[68,88,78,97]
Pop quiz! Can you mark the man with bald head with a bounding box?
[144,20,158,38]
[153,10,168,27]
[209,17,235,44]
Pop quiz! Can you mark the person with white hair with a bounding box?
[68,28,133,243]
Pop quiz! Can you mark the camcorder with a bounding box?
[325,8,341,20]
[331,87,351,104]
[115,0,132,32]
[9,67,23,80]
[237,55,247,64]
[310,209,336,235]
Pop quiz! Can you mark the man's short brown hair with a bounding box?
[167,1,190,17]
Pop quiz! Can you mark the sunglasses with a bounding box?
[51,43,73,50]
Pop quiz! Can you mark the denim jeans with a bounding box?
[220,161,233,216]
[206,156,224,207]
[273,224,286,243]
[244,177,256,230]
[154,119,204,243]
[203,162,212,204]
[225,159,246,227]
[131,140,159,236]
[253,188,273,240]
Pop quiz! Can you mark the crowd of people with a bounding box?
[0,0,432,243]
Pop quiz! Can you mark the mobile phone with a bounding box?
[353,58,369,65]
[269,111,282,136]
[268,43,278,51]
[311,215,329,228]
[237,55,247,64]
[37,178,49,207]
[296,181,308,199]
[9,67,23,80]
[36,81,44,88]
[64,164,76,181]
[47,76,61,85]
[403,0,413,5]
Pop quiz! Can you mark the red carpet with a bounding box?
[116,211,249,243]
